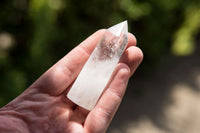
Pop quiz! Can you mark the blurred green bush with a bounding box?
[0,0,200,107]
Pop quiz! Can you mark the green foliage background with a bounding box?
[0,0,200,107]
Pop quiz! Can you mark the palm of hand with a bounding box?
[9,89,90,133]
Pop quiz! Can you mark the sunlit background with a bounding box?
[0,0,200,132]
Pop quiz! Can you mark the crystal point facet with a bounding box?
[67,21,128,110]
[108,20,128,36]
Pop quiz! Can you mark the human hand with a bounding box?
[0,30,143,133]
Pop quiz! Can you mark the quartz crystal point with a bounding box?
[67,21,128,110]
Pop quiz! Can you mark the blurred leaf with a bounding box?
[172,4,200,56]
[120,0,151,20]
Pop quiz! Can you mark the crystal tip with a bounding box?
[107,20,128,37]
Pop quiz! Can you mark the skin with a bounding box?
[0,30,143,133]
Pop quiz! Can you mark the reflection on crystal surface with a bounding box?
[67,21,128,110]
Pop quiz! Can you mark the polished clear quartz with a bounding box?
[67,21,128,110]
